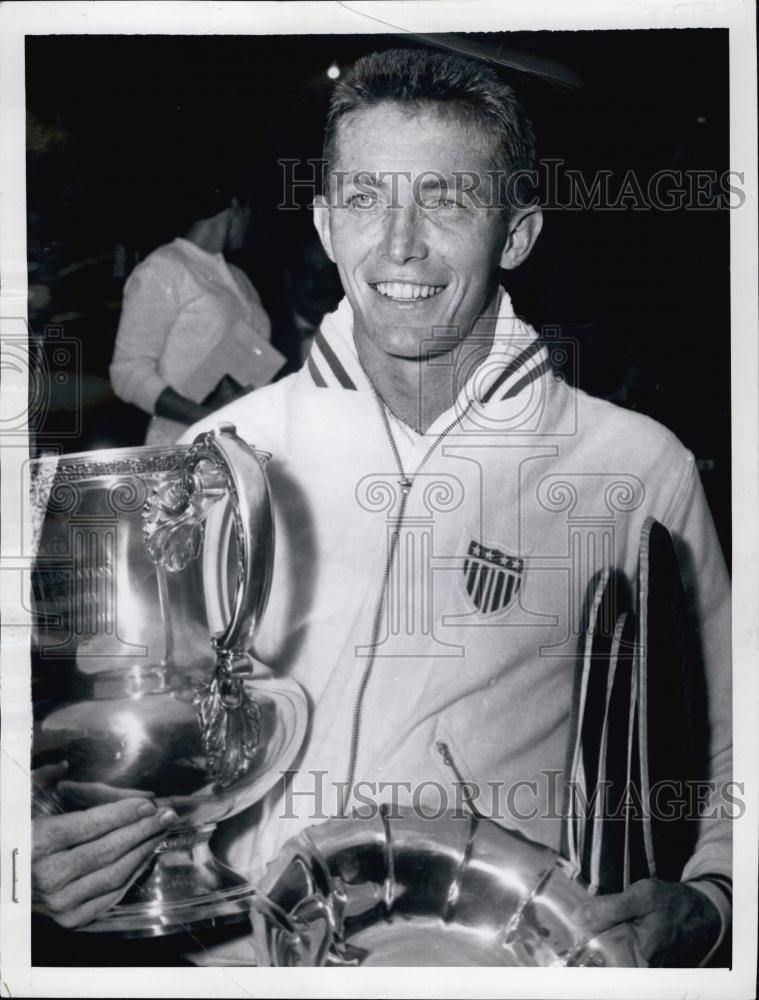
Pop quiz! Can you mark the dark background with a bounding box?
[25,30,731,557]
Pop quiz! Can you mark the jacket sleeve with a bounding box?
[663,452,733,959]
[109,259,178,414]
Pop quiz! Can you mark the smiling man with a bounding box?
[314,67,542,433]
[32,47,732,968]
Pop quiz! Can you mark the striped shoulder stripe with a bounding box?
[501,355,552,402]
[309,330,358,390]
[306,355,328,388]
[480,339,550,404]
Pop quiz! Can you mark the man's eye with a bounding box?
[348,193,375,208]
[427,197,463,210]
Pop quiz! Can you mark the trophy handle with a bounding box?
[179,422,274,651]
[182,422,274,787]
[143,421,274,786]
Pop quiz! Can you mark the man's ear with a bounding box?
[499,206,543,270]
[313,195,336,263]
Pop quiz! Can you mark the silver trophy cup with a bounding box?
[30,424,307,936]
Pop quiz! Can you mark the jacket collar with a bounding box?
[303,289,551,409]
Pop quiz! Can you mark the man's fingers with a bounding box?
[31,761,69,816]
[572,879,659,932]
[571,880,725,966]
[35,811,181,930]
[627,911,671,965]
[38,832,165,918]
[33,797,165,855]
[32,761,69,790]
[50,886,129,931]
[57,780,156,809]
[33,807,177,894]
[41,861,153,932]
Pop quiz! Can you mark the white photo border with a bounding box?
[1,2,756,997]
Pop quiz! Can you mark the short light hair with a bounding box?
[323,47,537,211]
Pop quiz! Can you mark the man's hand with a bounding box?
[572,878,721,967]
[32,765,177,930]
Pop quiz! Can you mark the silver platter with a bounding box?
[254,807,643,967]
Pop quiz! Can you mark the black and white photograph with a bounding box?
[0,1,757,997]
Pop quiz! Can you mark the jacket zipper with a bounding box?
[340,402,474,815]
[435,740,482,818]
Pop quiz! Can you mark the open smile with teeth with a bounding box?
[372,281,446,301]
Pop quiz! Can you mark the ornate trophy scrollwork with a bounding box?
[142,478,211,572]
[194,646,262,788]
[142,423,274,787]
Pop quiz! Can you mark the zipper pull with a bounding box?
[436,740,481,819]
[436,740,454,767]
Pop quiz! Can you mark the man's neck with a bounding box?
[356,297,501,434]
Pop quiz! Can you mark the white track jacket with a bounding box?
[185,290,732,956]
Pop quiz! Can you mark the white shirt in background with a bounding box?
[110,237,273,445]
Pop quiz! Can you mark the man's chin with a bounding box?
[352,295,467,360]
[362,325,462,362]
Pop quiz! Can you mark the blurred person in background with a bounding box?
[110,186,283,445]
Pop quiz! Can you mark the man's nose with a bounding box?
[378,204,428,265]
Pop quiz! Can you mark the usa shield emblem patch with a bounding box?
[463,540,524,615]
